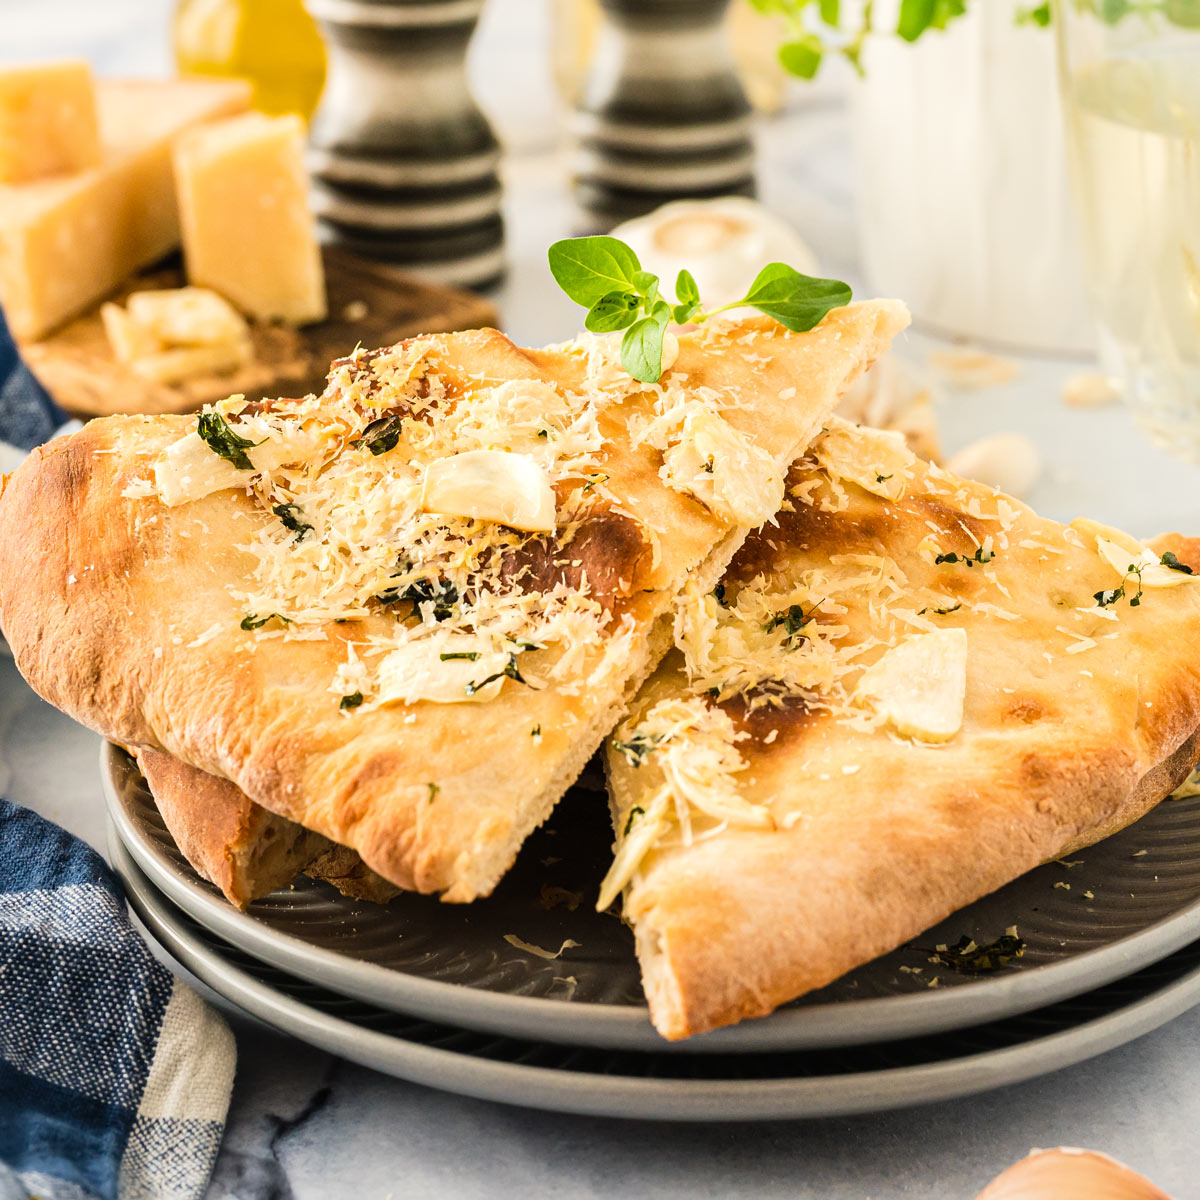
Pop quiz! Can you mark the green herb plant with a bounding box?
[547,236,851,384]
[747,0,1195,83]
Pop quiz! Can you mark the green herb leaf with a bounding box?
[631,270,660,307]
[737,263,852,332]
[764,602,814,649]
[620,304,671,383]
[465,653,529,696]
[241,612,292,630]
[197,412,262,471]
[582,472,610,494]
[547,236,641,307]
[612,730,665,767]
[377,575,459,620]
[623,805,646,835]
[440,651,480,661]
[1016,1,1052,25]
[819,0,840,23]
[531,724,541,738]
[1161,550,1195,575]
[675,268,699,309]
[778,36,823,79]
[896,0,936,40]
[585,289,640,333]
[935,546,994,568]
[711,582,729,607]
[352,413,403,456]
[272,502,313,542]
[340,691,364,711]
[427,782,440,802]
[673,268,701,324]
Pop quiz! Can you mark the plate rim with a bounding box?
[103,740,1200,1055]
[111,824,1200,1123]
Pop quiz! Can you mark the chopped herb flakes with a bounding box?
[197,412,262,471]
[583,472,609,492]
[1095,561,1144,609]
[764,603,814,649]
[465,653,528,696]
[935,547,994,568]
[1161,551,1194,575]
[531,724,541,738]
[241,612,291,630]
[918,602,962,616]
[612,731,665,767]
[272,502,313,541]
[440,651,480,661]
[623,805,645,835]
[711,583,730,607]
[427,782,439,802]
[919,932,1025,974]
[351,413,403,455]
[377,574,459,620]
[875,473,893,484]
[340,691,364,710]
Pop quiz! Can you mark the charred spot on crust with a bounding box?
[731,506,888,581]
[499,508,651,611]
[1004,697,1050,726]
[719,692,821,744]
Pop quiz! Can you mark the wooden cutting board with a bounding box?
[23,246,498,418]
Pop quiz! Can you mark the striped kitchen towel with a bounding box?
[0,304,66,463]
[0,309,236,1198]
[0,799,235,1200]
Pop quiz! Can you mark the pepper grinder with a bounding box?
[572,0,755,232]
[305,0,504,289]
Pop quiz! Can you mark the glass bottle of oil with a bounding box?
[174,0,326,121]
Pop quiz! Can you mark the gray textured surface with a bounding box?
[3,0,1200,1193]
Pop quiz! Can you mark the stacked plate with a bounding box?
[105,742,1200,1120]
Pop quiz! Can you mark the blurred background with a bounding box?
[2,0,1199,530]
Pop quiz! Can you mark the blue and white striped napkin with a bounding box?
[0,309,236,1199]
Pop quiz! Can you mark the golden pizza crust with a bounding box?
[0,307,907,902]
[607,423,1200,1039]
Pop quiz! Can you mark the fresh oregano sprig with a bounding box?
[547,236,852,384]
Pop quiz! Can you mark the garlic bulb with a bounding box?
[610,197,819,310]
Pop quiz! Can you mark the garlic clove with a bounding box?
[855,628,968,743]
[974,1147,1174,1200]
[945,433,1041,499]
[420,449,557,533]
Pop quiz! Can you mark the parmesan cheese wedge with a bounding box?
[855,628,968,743]
[125,287,249,347]
[420,449,557,533]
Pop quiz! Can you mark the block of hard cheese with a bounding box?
[174,112,327,325]
[0,60,101,183]
[0,78,251,342]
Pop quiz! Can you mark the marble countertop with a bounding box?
[5,2,1200,1195]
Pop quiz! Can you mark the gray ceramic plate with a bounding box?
[112,828,1200,1122]
[104,742,1200,1054]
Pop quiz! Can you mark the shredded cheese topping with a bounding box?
[142,329,793,709]
[598,697,768,909]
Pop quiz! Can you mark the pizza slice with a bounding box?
[0,305,906,902]
[134,747,399,907]
[603,417,1200,1039]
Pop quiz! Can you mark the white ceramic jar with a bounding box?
[851,0,1095,354]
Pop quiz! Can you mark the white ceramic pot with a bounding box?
[851,0,1094,354]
